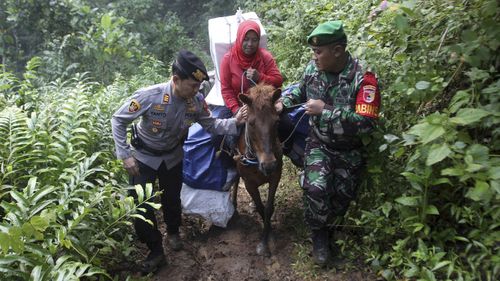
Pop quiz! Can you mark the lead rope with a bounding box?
[244,121,257,159]
[240,70,257,95]
[217,72,258,162]
[238,71,309,158]
[234,71,258,165]
[280,108,307,146]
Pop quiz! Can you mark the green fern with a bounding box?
[0,107,34,187]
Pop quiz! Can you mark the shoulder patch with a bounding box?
[362,85,377,103]
[355,72,380,118]
[162,94,171,104]
[128,99,141,113]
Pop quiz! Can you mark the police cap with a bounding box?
[175,50,209,82]
[307,20,347,47]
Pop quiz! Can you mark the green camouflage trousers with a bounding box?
[302,136,365,230]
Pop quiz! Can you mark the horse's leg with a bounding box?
[244,181,271,256]
[231,176,240,211]
[258,179,279,257]
[264,181,278,240]
[244,182,265,218]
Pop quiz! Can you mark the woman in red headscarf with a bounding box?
[220,20,283,114]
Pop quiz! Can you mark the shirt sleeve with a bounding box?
[258,50,283,89]
[196,95,238,135]
[220,54,241,114]
[111,91,149,159]
[320,72,380,136]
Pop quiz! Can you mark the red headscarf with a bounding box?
[230,20,262,69]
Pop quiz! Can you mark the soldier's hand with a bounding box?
[235,104,248,125]
[274,100,284,113]
[123,157,140,176]
[304,99,325,116]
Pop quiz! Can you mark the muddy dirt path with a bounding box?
[153,189,300,281]
[125,180,376,280]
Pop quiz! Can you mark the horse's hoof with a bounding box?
[256,242,271,257]
[229,210,240,224]
[232,210,240,218]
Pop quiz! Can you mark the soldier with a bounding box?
[111,50,247,273]
[275,21,381,266]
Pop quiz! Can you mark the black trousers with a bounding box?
[129,160,183,250]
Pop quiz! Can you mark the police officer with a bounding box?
[111,50,247,273]
[275,21,381,266]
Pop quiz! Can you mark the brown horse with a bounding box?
[232,83,283,257]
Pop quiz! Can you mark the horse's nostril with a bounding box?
[268,161,277,171]
[259,161,277,176]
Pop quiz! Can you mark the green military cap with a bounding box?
[307,20,347,46]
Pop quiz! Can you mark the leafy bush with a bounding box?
[1,0,498,280]
[247,0,499,280]
[1,0,202,84]
[0,60,166,279]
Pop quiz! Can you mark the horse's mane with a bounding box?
[247,83,277,112]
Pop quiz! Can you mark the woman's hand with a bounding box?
[246,68,259,82]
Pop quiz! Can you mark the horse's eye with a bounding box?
[248,120,256,126]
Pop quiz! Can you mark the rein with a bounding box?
[279,108,307,146]
[235,73,309,159]
[216,71,258,160]
[240,70,258,95]
[241,121,259,166]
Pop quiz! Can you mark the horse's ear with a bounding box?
[272,88,282,104]
[239,93,252,106]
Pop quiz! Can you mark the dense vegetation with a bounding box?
[1,0,498,280]
[245,1,499,280]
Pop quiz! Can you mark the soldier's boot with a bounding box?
[141,247,166,274]
[168,233,183,251]
[312,228,330,266]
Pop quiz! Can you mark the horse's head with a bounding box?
[239,83,282,176]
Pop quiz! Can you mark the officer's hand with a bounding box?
[235,104,248,125]
[246,68,259,82]
[304,99,325,116]
[123,157,140,176]
[275,100,284,114]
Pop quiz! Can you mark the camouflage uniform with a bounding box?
[282,55,379,230]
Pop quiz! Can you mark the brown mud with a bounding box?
[119,181,377,281]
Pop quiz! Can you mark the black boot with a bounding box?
[312,228,330,266]
[168,233,183,251]
[141,244,166,274]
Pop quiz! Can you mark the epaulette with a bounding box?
[135,83,168,97]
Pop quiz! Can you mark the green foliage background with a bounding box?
[244,0,499,280]
[1,0,498,280]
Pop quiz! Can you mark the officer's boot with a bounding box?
[168,233,183,251]
[141,242,166,274]
[311,228,330,266]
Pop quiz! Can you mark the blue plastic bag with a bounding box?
[281,84,309,168]
[182,106,236,191]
